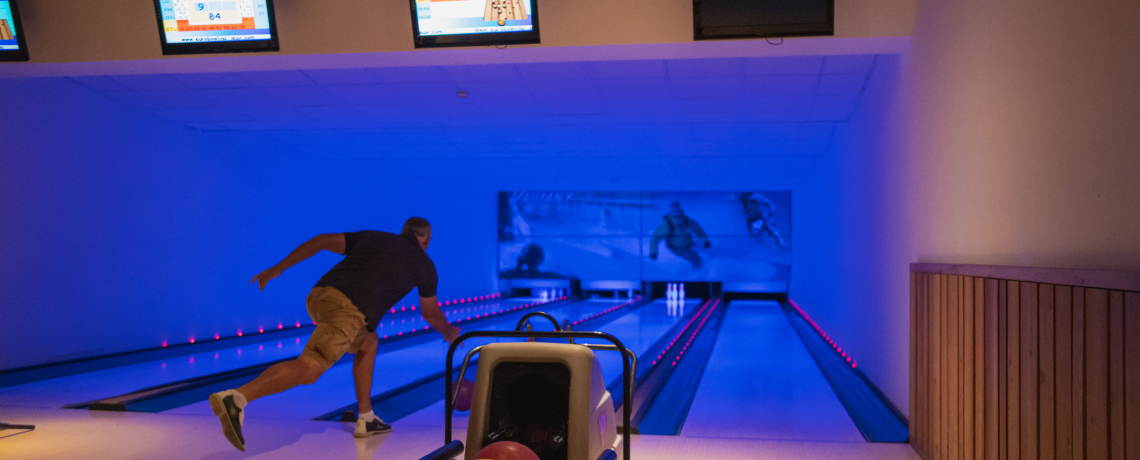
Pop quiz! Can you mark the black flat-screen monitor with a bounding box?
[694,0,833,41]
[152,0,280,55]
[0,0,29,62]
[409,0,540,48]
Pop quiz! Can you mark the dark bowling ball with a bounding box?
[453,378,475,412]
[474,441,540,460]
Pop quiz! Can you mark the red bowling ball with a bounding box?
[453,378,475,412]
[474,441,540,460]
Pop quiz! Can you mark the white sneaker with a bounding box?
[354,416,393,437]
[209,390,246,451]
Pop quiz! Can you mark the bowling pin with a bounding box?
[680,283,685,300]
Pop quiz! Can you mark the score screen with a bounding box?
[158,0,273,43]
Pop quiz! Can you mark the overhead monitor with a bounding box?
[0,0,29,62]
[152,0,279,55]
[410,0,540,48]
[693,0,833,40]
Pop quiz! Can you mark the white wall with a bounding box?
[794,0,1140,420]
[905,0,1140,269]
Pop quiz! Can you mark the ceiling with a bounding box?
[67,54,879,160]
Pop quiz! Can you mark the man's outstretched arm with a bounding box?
[419,296,461,343]
[250,233,346,290]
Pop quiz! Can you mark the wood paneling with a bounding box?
[1125,292,1139,460]
[1039,284,1056,460]
[1073,288,1085,460]
[1009,281,1020,460]
[986,279,999,460]
[911,266,1140,460]
[1110,292,1125,460]
[975,277,985,460]
[1087,288,1109,460]
[1056,286,1072,460]
[1021,282,1038,460]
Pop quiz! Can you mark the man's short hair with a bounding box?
[401,217,432,239]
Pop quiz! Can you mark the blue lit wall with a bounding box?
[0,59,911,422]
[790,54,911,413]
[0,77,497,369]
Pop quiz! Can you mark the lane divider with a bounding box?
[570,297,643,327]
[789,299,856,369]
[671,299,720,367]
[164,292,508,348]
[651,299,714,366]
[378,296,567,340]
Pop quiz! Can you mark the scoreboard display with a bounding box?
[153,0,279,55]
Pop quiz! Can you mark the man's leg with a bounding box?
[235,355,324,402]
[669,245,703,269]
[353,332,379,414]
[665,244,702,269]
[352,331,392,436]
[210,286,363,451]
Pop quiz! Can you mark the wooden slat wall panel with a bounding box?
[1073,288,1085,460]
[1000,281,1009,460]
[936,273,944,458]
[1055,286,1073,460]
[986,279,999,460]
[1021,282,1038,460]
[1125,292,1139,460]
[1087,288,1109,460]
[910,267,1140,460]
[948,276,957,459]
[1110,292,1125,460]
[975,277,985,460]
[1009,281,1021,460]
[965,277,976,459]
[911,272,919,456]
[1039,284,1056,460]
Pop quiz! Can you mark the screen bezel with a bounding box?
[409,0,541,49]
[0,0,30,62]
[693,0,834,41]
[151,0,281,55]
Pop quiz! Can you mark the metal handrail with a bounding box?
[514,311,563,334]
[450,345,485,408]
[446,330,633,460]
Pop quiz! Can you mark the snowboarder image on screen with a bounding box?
[739,192,785,247]
[649,201,711,270]
[514,242,545,277]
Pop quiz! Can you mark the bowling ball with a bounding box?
[475,441,539,460]
[453,378,475,412]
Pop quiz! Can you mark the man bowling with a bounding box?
[209,217,461,451]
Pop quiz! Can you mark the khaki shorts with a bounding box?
[302,286,371,371]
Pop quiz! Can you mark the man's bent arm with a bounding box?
[251,233,345,290]
[275,233,346,270]
[420,296,460,343]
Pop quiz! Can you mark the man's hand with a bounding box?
[442,326,461,344]
[250,266,284,291]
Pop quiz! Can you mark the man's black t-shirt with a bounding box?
[315,231,437,331]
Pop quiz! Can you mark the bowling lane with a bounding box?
[166,298,631,420]
[589,298,703,388]
[679,300,863,442]
[0,297,538,410]
[398,297,699,429]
